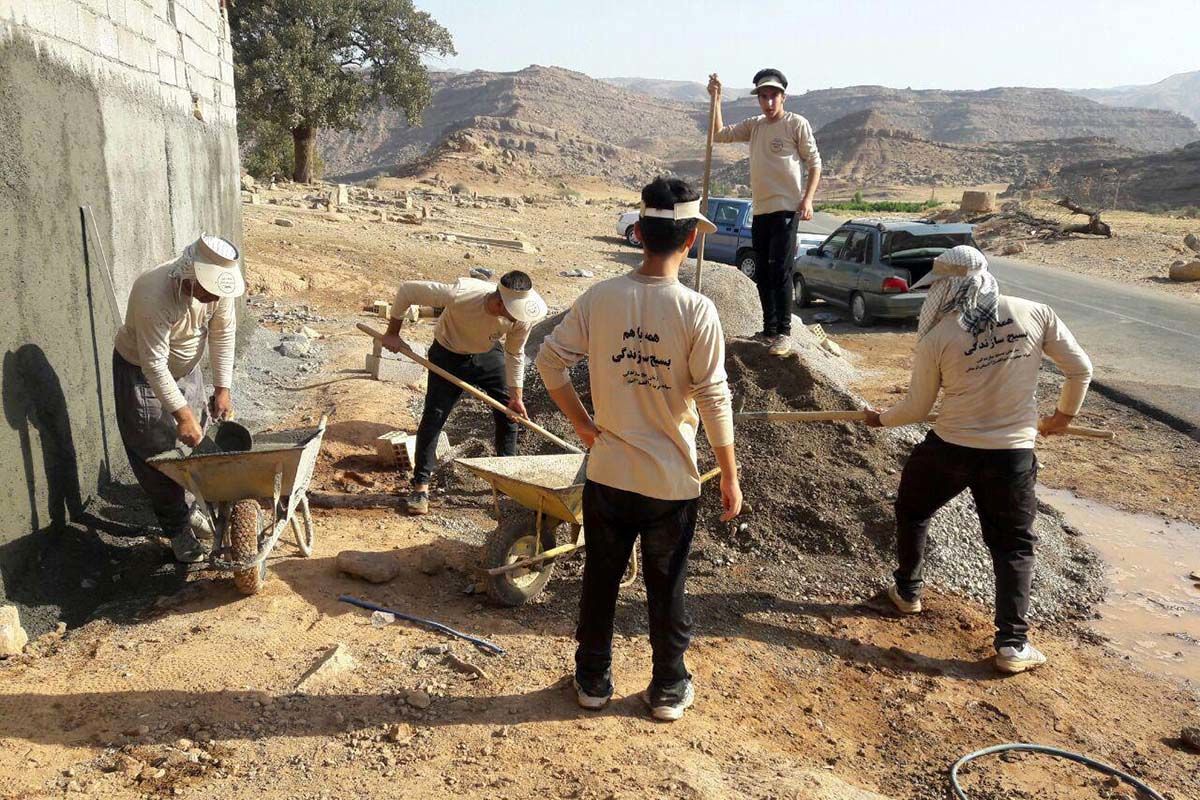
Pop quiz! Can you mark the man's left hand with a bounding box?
[1038,409,1074,437]
[798,199,814,221]
[210,388,234,421]
[506,394,528,420]
[862,409,883,428]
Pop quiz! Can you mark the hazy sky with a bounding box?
[415,0,1199,92]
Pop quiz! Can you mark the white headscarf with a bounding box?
[917,245,999,340]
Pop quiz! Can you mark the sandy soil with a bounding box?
[2,177,1198,800]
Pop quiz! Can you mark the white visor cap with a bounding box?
[498,281,548,324]
[639,199,717,235]
[192,234,245,298]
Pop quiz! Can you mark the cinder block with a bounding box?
[107,0,127,28]
[157,50,176,84]
[53,0,81,42]
[365,354,426,385]
[118,28,153,71]
[96,15,118,59]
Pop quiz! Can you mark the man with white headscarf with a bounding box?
[861,245,1093,674]
[112,235,245,561]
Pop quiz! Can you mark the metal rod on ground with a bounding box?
[337,595,506,655]
[733,410,1116,440]
[695,84,717,295]
[355,323,583,454]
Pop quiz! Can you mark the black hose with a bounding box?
[950,743,1165,800]
[337,594,507,655]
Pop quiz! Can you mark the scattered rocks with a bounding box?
[1182,726,1200,752]
[560,268,594,278]
[277,333,313,359]
[1184,233,1200,253]
[404,689,432,709]
[295,644,356,691]
[273,217,295,228]
[0,605,28,657]
[469,266,494,280]
[1001,242,1026,255]
[336,550,403,584]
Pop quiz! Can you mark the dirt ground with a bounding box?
[2,175,1199,800]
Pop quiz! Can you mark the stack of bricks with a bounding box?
[375,430,450,473]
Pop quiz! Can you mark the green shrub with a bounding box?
[815,199,941,213]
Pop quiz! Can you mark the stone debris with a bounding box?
[273,218,295,228]
[560,268,594,278]
[1182,726,1200,753]
[468,267,494,280]
[336,550,403,584]
[404,688,432,709]
[1168,260,1200,282]
[296,644,356,691]
[277,333,314,359]
[1184,233,1200,253]
[0,605,28,657]
[1001,242,1026,255]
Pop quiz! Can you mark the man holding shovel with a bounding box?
[381,271,547,515]
[537,176,742,721]
[708,69,822,357]
[859,245,1093,673]
[112,234,244,562]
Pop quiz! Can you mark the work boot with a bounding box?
[573,671,613,711]
[995,643,1047,674]
[887,584,923,614]
[641,679,694,722]
[768,334,791,357]
[169,529,208,563]
[405,489,429,516]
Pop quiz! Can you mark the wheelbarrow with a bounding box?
[148,416,327,594]
[456,453,719,606]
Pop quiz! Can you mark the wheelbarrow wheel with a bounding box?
[484,510,560,607]
[229,500,267,595]
[291,495,315,557]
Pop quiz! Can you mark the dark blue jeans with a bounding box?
[575,480,699,692]
[413,341,518,486]
[893,431,1039,649]
[750,210,797,336]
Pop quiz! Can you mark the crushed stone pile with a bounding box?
[437,278,1103,622]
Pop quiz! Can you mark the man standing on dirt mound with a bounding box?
[112,234,244,563]
[708,69,822,358]
[381,271,547,515]
[860,245,1093,674]
[536,176,743,721]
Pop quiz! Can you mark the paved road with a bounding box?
[988,256,1200,435]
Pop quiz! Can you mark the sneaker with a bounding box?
[405,489,429,516]
[169,529,207,563]
[573,675,613,710]
[641,679,695,722]
[887,584,923,614]
[768,334,791,357]
[995,643,1047,674]
[751,330,773,342]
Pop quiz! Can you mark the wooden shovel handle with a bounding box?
[356,323,583,454]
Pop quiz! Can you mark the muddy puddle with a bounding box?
[1040,487,1200,686]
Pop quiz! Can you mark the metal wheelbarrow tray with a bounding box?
[149,416,327,594]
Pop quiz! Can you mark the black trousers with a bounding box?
[750,210,797,336]
[575,480,699,690]
[413,340,518,486]
[893,431,1040,649]
[112,350,205,537]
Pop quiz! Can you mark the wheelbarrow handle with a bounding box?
[356,323,583,454]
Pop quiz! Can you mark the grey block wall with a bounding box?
[0,0,242,600]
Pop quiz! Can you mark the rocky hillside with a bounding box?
[719,86,1197,151]
[1041,140,1200,211]
[713,109,1140,189]
[1075,71,1200,125]
[603,76,750,103]
[320,65,707,184]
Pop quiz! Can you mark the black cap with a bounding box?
[750,68,788,95]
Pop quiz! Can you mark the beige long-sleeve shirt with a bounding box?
[113,259,236,413]
[392,278,531,388]
[714,111,822,215]
[535,272,734,500]
[881,296,1093,449]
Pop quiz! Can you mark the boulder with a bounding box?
[0,605,29,657]
[1169,260,1200,282]
[959,190,995,213]
[273,218,295,228]
[336,550,403,583]
[1001,242,1026,255]
[1184,233,1200,253]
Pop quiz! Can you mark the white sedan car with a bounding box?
[615,210,641,246]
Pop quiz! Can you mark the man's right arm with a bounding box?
[535,298,596,447]
[707,74,752,143]
[383,280,455,352]
[135,313,202,446]
[1039,309,1093,436]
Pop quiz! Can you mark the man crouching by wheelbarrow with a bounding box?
[112,234,245,562]
[536,176,743,721]
[380,271,548,515]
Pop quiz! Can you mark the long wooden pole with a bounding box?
[356,323,583,454]
[696,87,717,295]
[733,410,1116,440]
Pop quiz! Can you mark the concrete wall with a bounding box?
[0,0,242,601]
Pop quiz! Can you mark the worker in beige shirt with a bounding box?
[860,245,1093,674]
[537,176,742,722]
[381,272,547,515]
[112,234,244,562]
[708,68,822,356]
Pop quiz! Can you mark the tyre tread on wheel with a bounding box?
[738,251,756,280]
[794,273,812,307]
[229,500,267,595]
[851,293,875,327]
[625,225,639,247]
[484,510,559,606]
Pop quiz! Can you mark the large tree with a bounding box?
[229,0,455,183]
